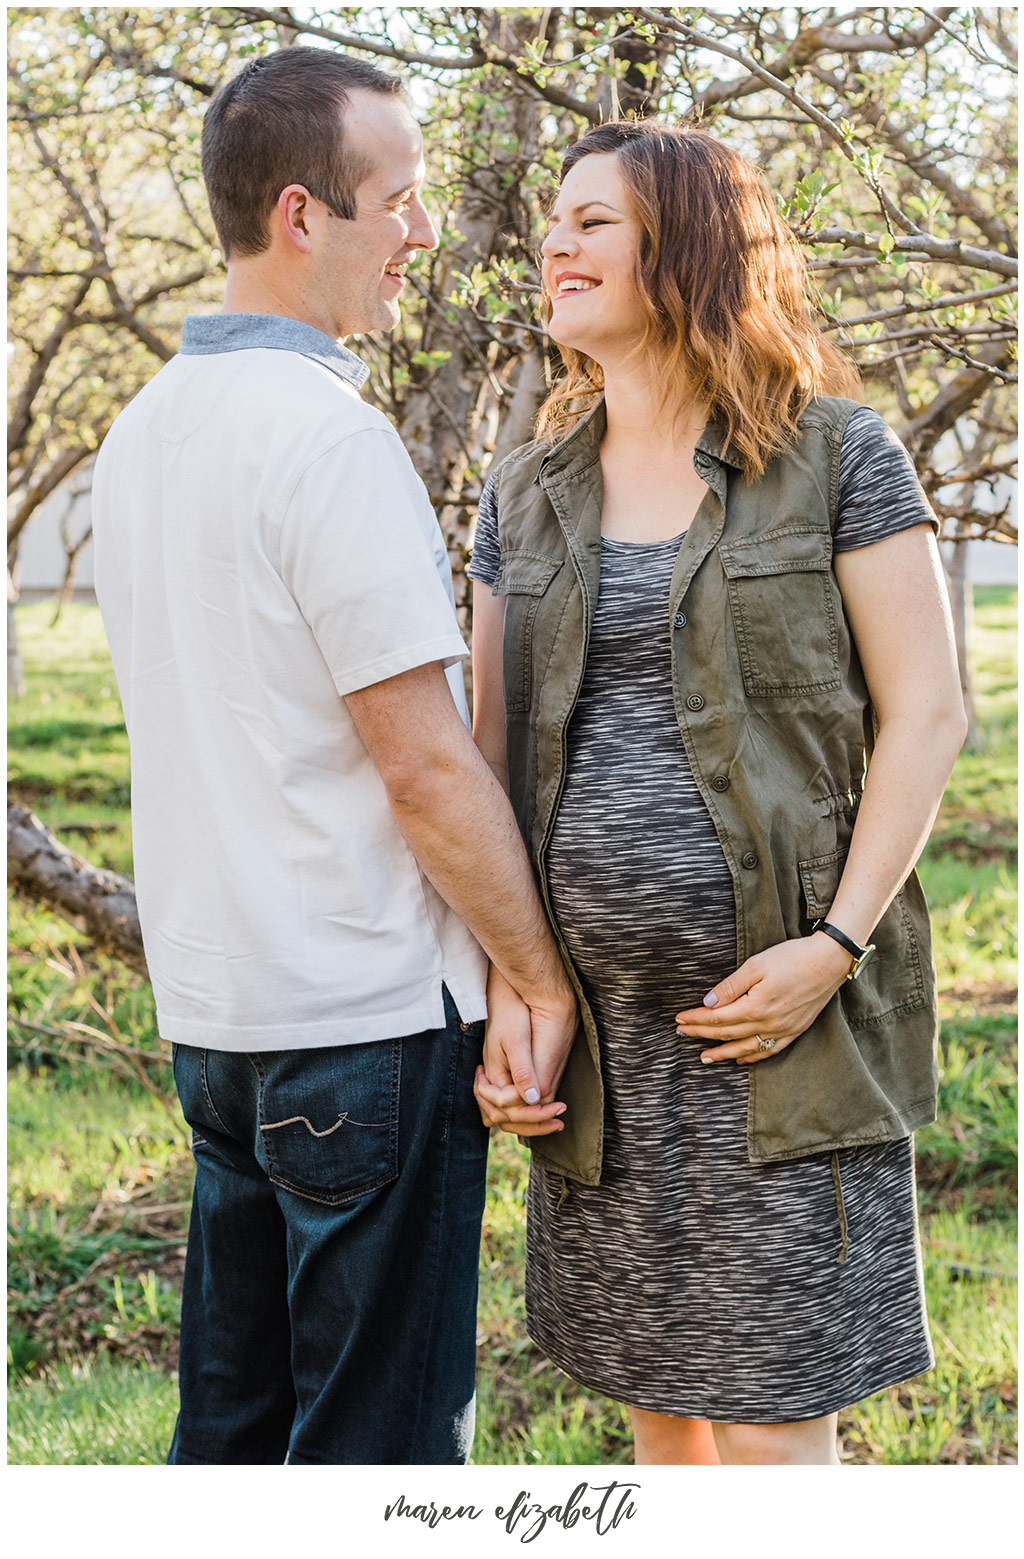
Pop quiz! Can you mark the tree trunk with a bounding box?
[7,595,25,698]
[944,540,982,750]
[7,802,149,976]
[396,10,546,550]
[491,346,549,466]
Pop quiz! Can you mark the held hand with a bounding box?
[474,966,575,1136]
[674,933,855,1065]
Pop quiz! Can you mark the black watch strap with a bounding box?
[810,910,866,960]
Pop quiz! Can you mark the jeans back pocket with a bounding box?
[254,1039,401,1205]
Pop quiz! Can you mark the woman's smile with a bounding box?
[553,270,601,298]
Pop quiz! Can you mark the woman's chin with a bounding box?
[547,321,594,355]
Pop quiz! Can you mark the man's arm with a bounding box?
[344,657,572,1118]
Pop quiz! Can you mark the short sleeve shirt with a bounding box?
[93,314,487,1049]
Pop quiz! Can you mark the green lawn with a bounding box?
[7,592,1018,1464]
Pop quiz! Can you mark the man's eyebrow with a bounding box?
[383,175,424,203]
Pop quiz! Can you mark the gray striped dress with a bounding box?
[470,407,936,1421]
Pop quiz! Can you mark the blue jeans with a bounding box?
[167,988,488,1464]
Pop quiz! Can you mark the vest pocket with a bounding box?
[718,529,841,697]
[493,551,564,713]
[798,848,928,1027]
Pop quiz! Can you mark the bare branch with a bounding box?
[7,276,94,460]
[928,337,1018,383]
[820,281,1018,330]
[810,227,1017,279]
[229,6,600,122]
[7,437,107,551]
[637,9,921,237]
[7,803,148,976]
[900,345,1016,462]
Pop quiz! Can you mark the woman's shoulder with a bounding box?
[796,393,870,437]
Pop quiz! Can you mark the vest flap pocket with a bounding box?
[719,529,831,579]
[492,552,563,597]
[798,848,847,919]
[719,528,840,697]
[798,847,929,1028]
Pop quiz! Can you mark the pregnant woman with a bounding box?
[470,122,967,1466]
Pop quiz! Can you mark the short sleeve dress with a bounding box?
[469,407,937,1423]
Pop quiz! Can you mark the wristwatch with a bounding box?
[811,918,876,981]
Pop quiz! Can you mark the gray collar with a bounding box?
[180,313,370,390]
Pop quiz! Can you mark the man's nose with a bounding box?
[407,194,439,252]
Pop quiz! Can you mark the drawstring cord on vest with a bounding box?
[830,1151,849,1265]
[556,1175,571,1210]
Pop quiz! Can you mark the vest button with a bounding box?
[673,612,687,629]
[712,775,730,792]
[686,694,704,712]
[741,852,759,869]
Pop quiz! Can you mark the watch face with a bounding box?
[851,945,877,980]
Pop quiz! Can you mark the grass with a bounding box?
[7,592,1018,1465]
[7,1356,180,1466]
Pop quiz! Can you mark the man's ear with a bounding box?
[276,185,315,254]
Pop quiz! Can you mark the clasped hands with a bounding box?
[473,933,855,1134]
[473,964,576,1138]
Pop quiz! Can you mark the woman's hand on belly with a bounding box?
[474,964,571,1136]
[673,934,855,1064]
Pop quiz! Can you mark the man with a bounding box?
[92,47,573,1466]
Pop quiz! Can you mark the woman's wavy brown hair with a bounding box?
[536,121,860,476]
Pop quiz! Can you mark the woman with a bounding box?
[469,122,967,1466]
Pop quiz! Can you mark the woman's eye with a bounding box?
[581,219,606,229]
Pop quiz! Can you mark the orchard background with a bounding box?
[7,6,1017,1464]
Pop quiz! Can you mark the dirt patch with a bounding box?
[941,984,1018,1012]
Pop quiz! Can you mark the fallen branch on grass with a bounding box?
[7,801,148,976]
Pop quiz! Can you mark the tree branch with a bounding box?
[900,345,1016,462]
[229,7,600,121]
[928,338,1018,383]
[807,62,1015,253]
[7,803,148,977]
[820,280,1018,330]
[810,227,1017,278]
[7,438,106,550]
[7,277,94,460]
[637,9,921,237]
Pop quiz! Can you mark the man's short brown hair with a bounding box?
[201,46,406,259]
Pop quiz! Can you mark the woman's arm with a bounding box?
[471,582,510,789]
[675,523,967,1063]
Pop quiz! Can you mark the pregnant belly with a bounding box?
[544,729,738,1007]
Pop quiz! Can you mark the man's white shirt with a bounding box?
[93,314,487,1049]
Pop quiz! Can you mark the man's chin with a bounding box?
[378,300,402,332]
[364,297,402,334]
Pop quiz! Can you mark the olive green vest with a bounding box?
[490,395,939,1186]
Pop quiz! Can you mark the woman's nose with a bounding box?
[541,225,574,258]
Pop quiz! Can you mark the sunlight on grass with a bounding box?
[7,1355,179,1465]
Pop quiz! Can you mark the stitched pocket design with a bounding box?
[256,1039,401,1204]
